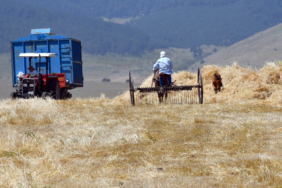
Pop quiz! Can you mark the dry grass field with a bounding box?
[0,62,282,187]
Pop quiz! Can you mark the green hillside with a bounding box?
[0,1,154,56]
[128,0,282,48]
[2,0,282,57]
[16,0,173,18]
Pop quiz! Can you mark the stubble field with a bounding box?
[0,63,282,187]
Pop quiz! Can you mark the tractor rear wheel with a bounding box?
[48,79,60,100]
[60,89,66,99]
[60,88,72,99]
[66,92,72,99]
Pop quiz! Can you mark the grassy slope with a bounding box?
[20,0,174,18]
[0,48,195,82]
[192,23,282,70]
[127,0,268,48]
[0,45,219,81]
[0,62,282,186]
[81,48,197,84]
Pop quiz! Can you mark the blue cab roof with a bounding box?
[12,33,71,42]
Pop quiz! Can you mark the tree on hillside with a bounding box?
[18,0,174,18]
[190,45,202,58]
[0,0,155,56]
[128,0,282,51]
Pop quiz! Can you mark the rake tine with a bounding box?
[189,90,191,104]
[131,80,204,106]
[189,91,191,104]
[193,90,195,104]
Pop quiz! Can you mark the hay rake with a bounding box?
[129,68,203,106]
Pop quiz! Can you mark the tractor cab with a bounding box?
[11,53,62,99]
[11,29,83,99]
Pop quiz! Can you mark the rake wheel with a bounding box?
[129,71,135,106]
[197,69,204,104]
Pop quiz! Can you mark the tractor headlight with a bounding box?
[66,79,69,83]
[29,84,34,87]
[23,84,27,87]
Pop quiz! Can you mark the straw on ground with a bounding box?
[0,62,282,187]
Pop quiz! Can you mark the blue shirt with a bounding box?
[153,57,173,75]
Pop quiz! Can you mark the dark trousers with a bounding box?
[159,74,171,87]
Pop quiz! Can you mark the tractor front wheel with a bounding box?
[48,79,60,100]
[10,92,17,99]
[42,92,50,99]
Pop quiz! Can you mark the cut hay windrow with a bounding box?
[114,61,282,106]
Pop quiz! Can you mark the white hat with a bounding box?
[160,51,166,58]
[17,71,24,78]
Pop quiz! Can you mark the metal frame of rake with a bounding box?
[129,68,203,106]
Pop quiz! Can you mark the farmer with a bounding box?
[153,51,173,87]
[27,66,39,78]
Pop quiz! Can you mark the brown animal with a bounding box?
[152,69,168,103]
[153,69,168,87]
[212,73,223,94]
